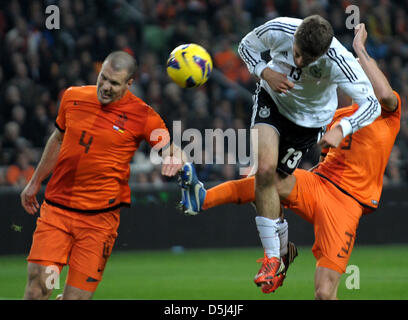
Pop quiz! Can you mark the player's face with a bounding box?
[293,43,318,68]
[97,62,131,105]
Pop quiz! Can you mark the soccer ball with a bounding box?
[166,43,213,88]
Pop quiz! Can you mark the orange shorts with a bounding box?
[27,201,120,291]
[282,170,363,274]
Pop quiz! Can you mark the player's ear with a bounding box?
[127,78,134,88]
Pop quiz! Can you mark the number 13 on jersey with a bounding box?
[281,147,303,169]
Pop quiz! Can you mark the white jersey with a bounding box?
[238,17,380,135]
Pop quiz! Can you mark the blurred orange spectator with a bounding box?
[214,39,251,83]
[156,0,187,27]
[6,152,34,187]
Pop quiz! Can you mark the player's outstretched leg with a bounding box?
[257,241,298,293]
[178,163,206,215]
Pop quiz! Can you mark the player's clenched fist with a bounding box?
[318,125,344,149]
[261,68,295,94]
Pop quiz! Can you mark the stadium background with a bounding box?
[0,0,407,300]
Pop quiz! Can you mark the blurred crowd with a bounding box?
[0,0,407,188]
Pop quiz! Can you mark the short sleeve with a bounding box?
[55,87,73,132]
[383,91,402,129]
[143,107,171,150]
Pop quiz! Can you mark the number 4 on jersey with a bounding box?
[79,130,93,153]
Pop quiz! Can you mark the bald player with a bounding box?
[21,51,184,300]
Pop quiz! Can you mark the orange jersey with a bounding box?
[45,86,170,213]
[313,91,401,213]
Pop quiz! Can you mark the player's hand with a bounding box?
[353,23,367,51]
[318,125,344,149]
[161,156,183,177]
[20,181,41,215]
[261,68,295,94]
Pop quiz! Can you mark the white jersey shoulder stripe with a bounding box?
[255,23,297,37]
[238,45,259,68]
[348,95,378,130]
[339,54,357,80]
[356,98,378,129]
[255,21,298,36]
[326,48,357,82]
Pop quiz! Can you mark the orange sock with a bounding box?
[202,176,255,210]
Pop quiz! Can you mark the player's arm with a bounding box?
[144,107,187,177]
[20,86,71,214]
[20,129,64,214]
[353,23,398,112]
[319,44,381,148]
[238,19,295,93]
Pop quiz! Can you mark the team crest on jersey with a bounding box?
[113,113,127,133]
[259,106,270,118]
[309,65,322,78]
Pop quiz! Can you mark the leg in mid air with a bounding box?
[179,162,297,293]
[179,162,207,215]
[180,84,321,292]
[180,165,358,299]
[246,85,323,292]
[250,123,287,292]
[179,167,255,215]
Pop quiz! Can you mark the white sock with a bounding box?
[277,219,288,256]
[255,216,281,258]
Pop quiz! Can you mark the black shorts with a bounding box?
[251,86,324,175]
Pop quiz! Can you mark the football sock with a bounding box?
[202,176,255,210]
[277,219,289,256]
[255,216,281,259]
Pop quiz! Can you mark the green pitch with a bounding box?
[0,245,407,300]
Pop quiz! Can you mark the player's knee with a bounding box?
[314,266,341,300]
[24,276,53,300]
[314,285,336,300]
[24,264,53,300]
[24,284,51,300]
[255,163,277,185]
